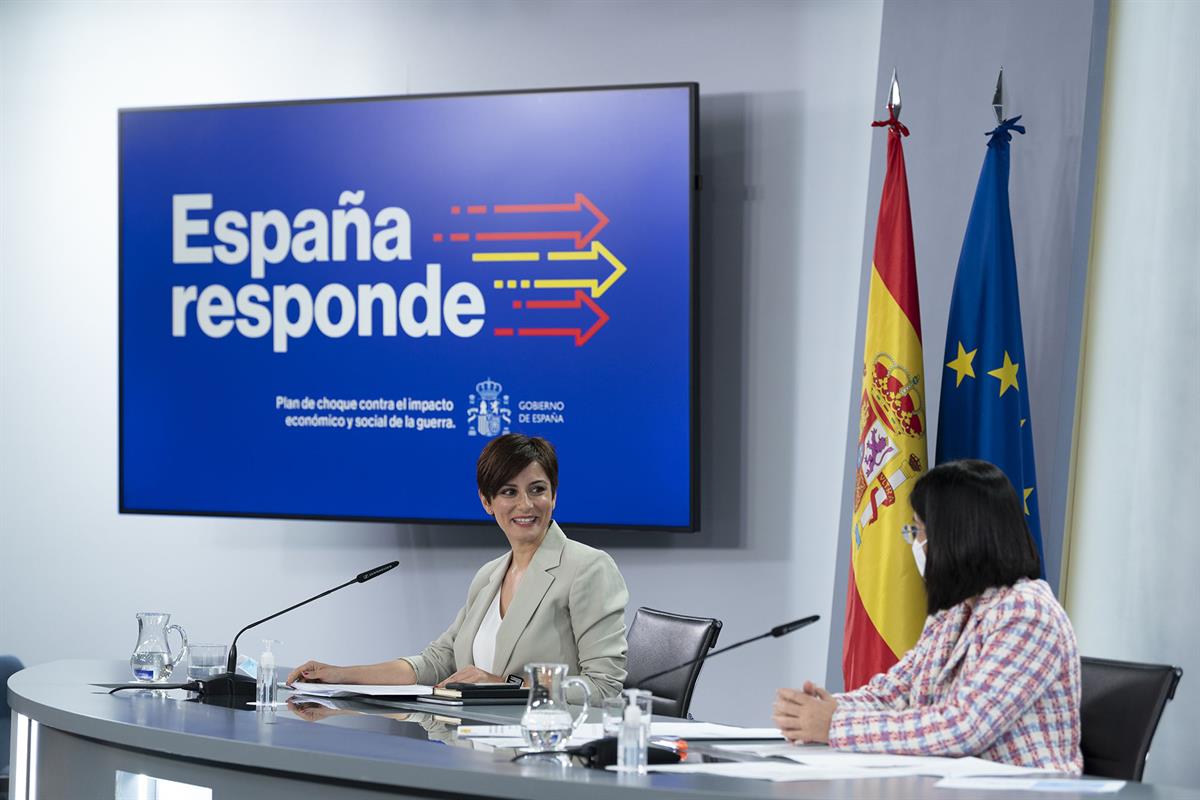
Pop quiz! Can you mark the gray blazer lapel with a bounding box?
[492,522,566,676]
[454,555,508,669]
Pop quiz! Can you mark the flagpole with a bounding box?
[888,67,901,119]
[993,67,1005,124]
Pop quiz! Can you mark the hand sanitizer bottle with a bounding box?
[617,695,648,773]
[256,639,279,711]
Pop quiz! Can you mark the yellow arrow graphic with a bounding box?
[475,240,627,298]
[473,251,540,262]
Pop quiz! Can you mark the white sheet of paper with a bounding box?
[631,762,923,782]
[715,742,927,767]
[288,682,434,698]
[931,757,1055,778]
[656,723,785,740]
[935,778,1125,793]
[711,743,1055,777]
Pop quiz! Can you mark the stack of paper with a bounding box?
[650,743,1098,785]
[713,743,1053,777]
[622,762,922,782]
[935,778,1125,793]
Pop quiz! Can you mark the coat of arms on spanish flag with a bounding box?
[842,94,928,691]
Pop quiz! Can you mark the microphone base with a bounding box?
[197,673,257,698]
[566,737,683,769]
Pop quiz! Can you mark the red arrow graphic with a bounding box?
[493,290,610,346]
[474,193,608,249]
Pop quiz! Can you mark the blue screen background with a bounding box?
[120,86,694,528]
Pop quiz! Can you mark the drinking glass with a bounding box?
[602,695,627,737]
[187,643,229,680]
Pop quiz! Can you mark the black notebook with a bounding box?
[417,682,529,704]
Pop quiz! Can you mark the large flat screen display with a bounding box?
[119,84,698,529]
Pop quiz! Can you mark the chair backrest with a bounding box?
[624,607,722,719]
[1079,656,1182,781]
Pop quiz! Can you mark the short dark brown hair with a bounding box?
[476,434,559,501]
[910,459,1042,615]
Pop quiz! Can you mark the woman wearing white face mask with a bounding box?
[904,518,928,577]
[773,459,1082,774]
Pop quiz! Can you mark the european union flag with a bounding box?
[936,116,1045,573]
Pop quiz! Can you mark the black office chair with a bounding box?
[1079,656,1182,781]
[624,607,722,719]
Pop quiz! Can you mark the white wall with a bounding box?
[0,0,882,728]
[1065,0,1200,789]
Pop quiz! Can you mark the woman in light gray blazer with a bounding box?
[287,434,629,701]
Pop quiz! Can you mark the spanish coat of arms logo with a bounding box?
[467,378,511,437]
[853,353,924,548]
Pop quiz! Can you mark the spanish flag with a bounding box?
[842,109,928,690]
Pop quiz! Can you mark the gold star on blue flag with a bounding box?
[935,116,1045,574]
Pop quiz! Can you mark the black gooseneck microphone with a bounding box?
[199,560,399,698]
[636,614,820,686]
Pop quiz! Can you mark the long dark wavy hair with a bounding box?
[910,459,1042,615]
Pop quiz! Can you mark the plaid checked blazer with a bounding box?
[830,578,1082,774]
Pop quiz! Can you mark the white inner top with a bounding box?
[471,590,503,674]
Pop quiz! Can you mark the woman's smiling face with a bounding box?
[480,461,556,547]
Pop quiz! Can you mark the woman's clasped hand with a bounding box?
[773,681,837,744]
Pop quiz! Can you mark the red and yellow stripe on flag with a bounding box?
[842,111,928,690]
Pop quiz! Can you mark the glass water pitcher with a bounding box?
[520,662,591,750]
[130,611,188,682]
